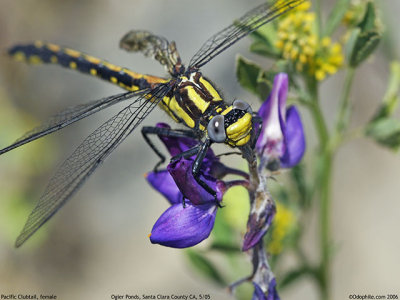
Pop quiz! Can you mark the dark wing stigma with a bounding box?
[0,90,150,155]
[14,84,171,247]
[188,0,304,69]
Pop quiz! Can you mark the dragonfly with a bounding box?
[2,0,302,247]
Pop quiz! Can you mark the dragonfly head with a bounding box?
[207,100,253,147]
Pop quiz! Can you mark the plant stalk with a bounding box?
[306,76,333,300]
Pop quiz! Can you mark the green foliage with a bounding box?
[358,1,377,32]
[249,26,279,58]
[349,29,381,67]
[371,61,400,121]
[185,249,227,286]
[209,242,241,253]
[279,266,317,290]
[366,61,400,150]
[366,118,400,150]
[236,55,275,100]
[347,2,382,67]
[324,0,351,36]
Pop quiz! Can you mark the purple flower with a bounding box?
[147,169,181,204]
[266,279,280,300]
[252,283,268,300]
[242,199,276,251]
[146,123,247,248]
[256,73,305,170]
[149,196,218,248]
[252,279,280,300]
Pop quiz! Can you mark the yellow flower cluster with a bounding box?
[313,37,343,81]
[275,0,344,80]
[267,202,296,255]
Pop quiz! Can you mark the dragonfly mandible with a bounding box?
[2,0,303,247]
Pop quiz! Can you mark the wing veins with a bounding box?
[189,0,303,69]
[0,90,150,156]
[15,84,171,247]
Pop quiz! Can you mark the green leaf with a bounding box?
[236,55,261,94]
[256,70,275,100]
[236,55,274,100]
[209,242,241,253]
[279,266,316,289]
[366,118,400,150]
[345,28,361,62]
[185,249,227,286]
[358,1,376,32]
[347,1,381,67]
[371,61,400,121]
[349,30,381,67]
[249,26,279,58]
[250,40,280,58]
[251,22,277,47]
[324,0,351,36]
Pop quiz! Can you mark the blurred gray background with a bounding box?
[0,0,399,299]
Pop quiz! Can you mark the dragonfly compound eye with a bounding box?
[232,99,252,114]
[207,115,226,143]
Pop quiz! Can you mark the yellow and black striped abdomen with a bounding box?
[8,41,167,91]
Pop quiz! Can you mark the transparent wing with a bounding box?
[189,0,303,69]
[15,84,171,247]
[0,89,150,155]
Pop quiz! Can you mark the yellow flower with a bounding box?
[274,0,344,80]
[267,202,296,255]
[311,38,344,81]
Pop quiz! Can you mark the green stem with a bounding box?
[307,78,329,148]
[338,67,355,129]
[318,151,332,300]
[305,76,332,300]
[307,68,356,300]
[315,0,323,38]
[319,68,355,300]
[330,67,356,150]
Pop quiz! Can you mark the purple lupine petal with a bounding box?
[242,201,276,251]
[255,73,305,169]
[266,278,280,300]
[150,202,217,248]
[257,73,288,121]
[275,73,289,124]
[252,283,267,300]
[280,106,305,168]
[256,74,289,162]
[146,170,182,205]
[168,158,223,205]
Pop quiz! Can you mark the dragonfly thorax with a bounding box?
[161,71,253,147]
[161,71,223,128]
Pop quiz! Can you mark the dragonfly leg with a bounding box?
[144,127,220,206]
[192,139,222,207]
[168,138,221,206]
[251,113,263,149]
[141,126,200,171]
